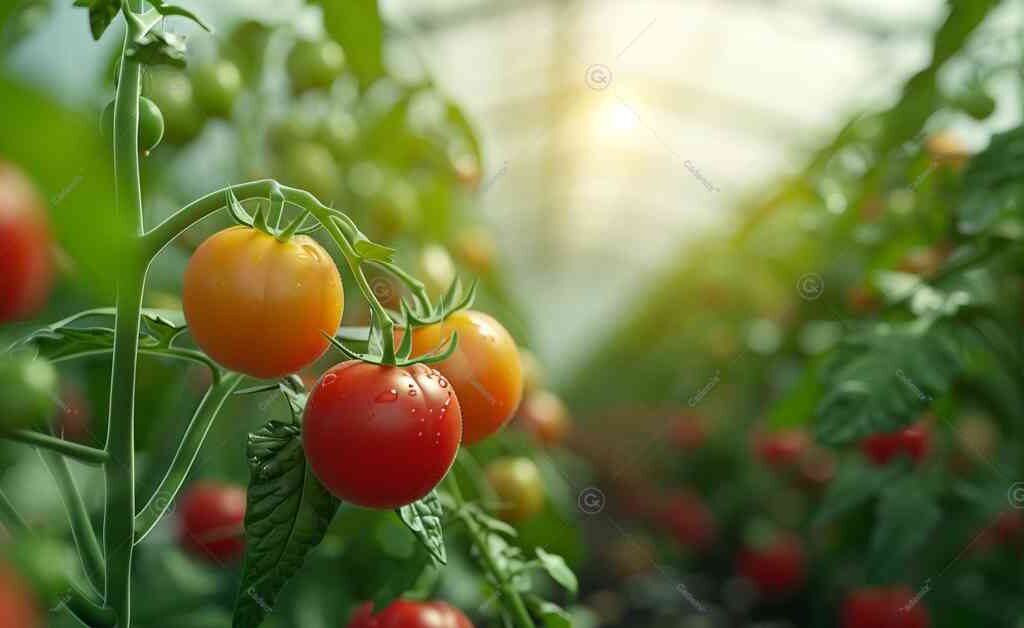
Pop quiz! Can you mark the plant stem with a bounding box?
[445,475,536,628]
[39,450,106,594]
[0,430,109,465]
[107,11,146,624]
[0,489,27,535]
[63,581,117,628]
[133,372,244,543]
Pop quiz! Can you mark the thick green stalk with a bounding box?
[133,372,243,543]
[445,476,536,628]
[1,430,109,465]
[39,450,106,594]
[107,17,146,626]
[0,489,27,535]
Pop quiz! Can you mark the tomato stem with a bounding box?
[2,429,109,465]
[133,372,244,544]
[105,4,147,623]
[445,474,537,628]
[39,449,107,592]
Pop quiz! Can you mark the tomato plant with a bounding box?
[407,309,523,444]
[182,225,344,379]
[303,361,462,509]
[859,421,931,466]
[0,161,53,323]
[348,599,474,628]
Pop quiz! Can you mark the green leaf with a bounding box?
[74,0,120,40]
[865,474,940,582]
[127,29,188,68]
[959,125,1024,234]
[233,422,341,628]
[535,548,577,597]
[148,1,211,31]
[814,318,967,444]
[396,491,447,566]
[813,459,904,526]
[354,238,396,262]
[315,0,384,88]
[16,308,187,361]
[526,597,573,628]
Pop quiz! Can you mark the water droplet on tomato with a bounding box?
[417,431,423,437]
[438,378,448,388]
[375,389,399,403]
[410,408,417,414]
[322,373,337,386]
[409,389,417,397]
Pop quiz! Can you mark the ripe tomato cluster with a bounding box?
[860,421,931,466]
[0,161,53,325]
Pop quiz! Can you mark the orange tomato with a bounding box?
[183,226,343,378]
[405,310,522,444]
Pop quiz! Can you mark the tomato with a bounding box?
[737,533,806,596]
[101,96,165,154]
[753,429,808,467]
[516,390,571,447]
[842,586,929,628]
[182,226,344,379]
[286,39,346,93]
[897,245,950,278]
[190,59,243,119]
[0,563,40,628]
[278,141,341,203]
[0,161,53,323]
[348,599,473,628]
[925,131,968,170]
[797,445,837,488]
[143,69,205,144]
[860,421,930,466]
[303,361,462,509]
[225,20,271,79]
[177,481,247,562]
[405,310,522,444]
[451,227,495,274]
[452,153,480,189]
[373,178,420,237]
[659,492,716,551]
[668,413,707,450]
[0,353,57,430]
[484,457,545,523]
[53,384,91,443]
[320,110,360,161]
[517,349,545,395]
[958,89,996,120]
[847,283,880,314]
[415,244,457,299]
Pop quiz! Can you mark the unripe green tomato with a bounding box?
[0,353,57,430]
[958,90,996,121]
[101,97,165,153]
[267,113,314,154]
[279,141,340,203]
[191,59,243,119]
[374,178,420,236]
[286,40,345,93]
[143,69,205,145]
[485,457,545,523]
[226,20,271,79]
[320,110,359,160]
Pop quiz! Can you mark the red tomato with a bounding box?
[669,413,707,450]
[659,492,716,551]
[842,586,929,628]
[754,429,808,467]
[0,161,53,324]
[303,361,462,508]
[348,599,473,628]
[182,226,344,379]
[737,533,806,596]
[516,390,571,447]
[53,384,91,443]
[178,481,247,562]
[0,563,39,628]
[860,422,930,466]
[406,310,522,444]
